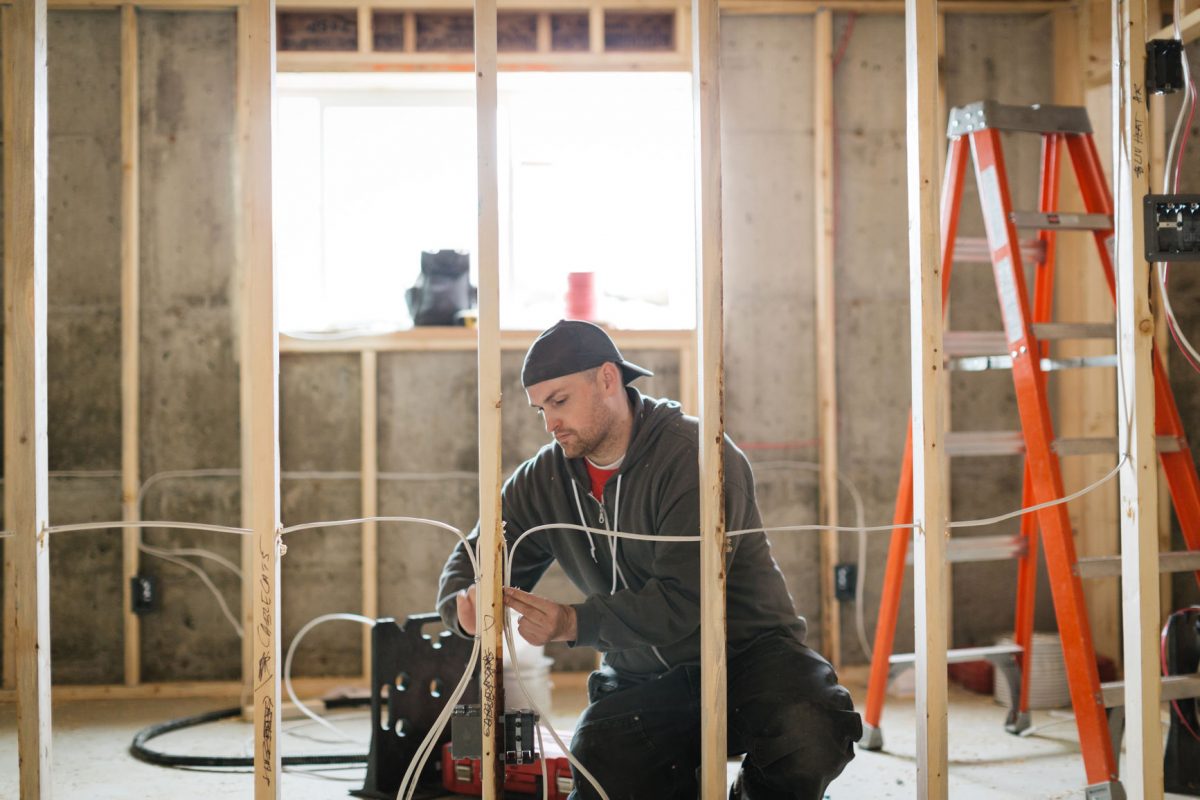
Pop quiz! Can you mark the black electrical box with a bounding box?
[1145,194,1200,262]
[834,563,857,602]
[451,705,540,765]
[1146,39,1185,95]
[131,575,156,614]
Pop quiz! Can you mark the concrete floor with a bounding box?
[0,671,1195,799]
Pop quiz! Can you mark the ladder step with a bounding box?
[1073,549,1200,580]
[905,534,1027,565]
[947,100,1093,136]
[953,236,1045,265]
[1010,210,1113,231]
[945,432,1185,458]
[949,354,1118,372]
[890,643,1023,667]
[1100,674,1200,708]
[944,323,1114,356]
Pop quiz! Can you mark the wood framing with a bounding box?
[1114,0,1163,793]
[4,0,51,794]
[1053,5,1121,665]
[237,0,256,717]
[905,0,948,797]
[121,2,142,689]
[361,350,379,679]
[474,0,506,793]
[242,0,284,794]
[813,9,840,668]
[692,0,726,791]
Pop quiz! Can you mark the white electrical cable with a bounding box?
[139,542,243,578]
[751,461,871,658]
[45,519,251,536]
[280,515,479,579]
[283,613,377,743]
[1157,2,1200,372]
[150,549,244,637]
[502,615,613,800]
[396,636,481,800]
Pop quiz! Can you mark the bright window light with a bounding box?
[275,72,696,333]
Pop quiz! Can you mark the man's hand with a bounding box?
[503,587,578,646]
[456,585,478,636]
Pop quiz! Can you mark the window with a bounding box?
[275,72,696,333]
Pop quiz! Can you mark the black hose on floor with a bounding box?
[130,705,368,768]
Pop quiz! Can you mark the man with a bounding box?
[437,320,861,800]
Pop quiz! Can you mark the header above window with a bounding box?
[276,4,689,71]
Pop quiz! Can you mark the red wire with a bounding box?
[1160,607,1200,743]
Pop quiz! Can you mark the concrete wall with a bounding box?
[0,10,1082,683]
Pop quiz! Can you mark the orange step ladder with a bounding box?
[858,100,1200,800]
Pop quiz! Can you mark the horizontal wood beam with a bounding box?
[46,0,1070,14]
[279,327,694,353]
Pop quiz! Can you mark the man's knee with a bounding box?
[737,696,862,800]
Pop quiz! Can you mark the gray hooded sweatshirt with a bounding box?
[436,389,805,682]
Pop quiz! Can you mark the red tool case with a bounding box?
[441,733,574,799]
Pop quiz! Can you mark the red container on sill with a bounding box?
[565,271,596,321]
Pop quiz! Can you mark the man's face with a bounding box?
[526,367,617,460]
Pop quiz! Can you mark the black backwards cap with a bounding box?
[521,320,654,388]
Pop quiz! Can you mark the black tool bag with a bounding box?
[405,249,476,326]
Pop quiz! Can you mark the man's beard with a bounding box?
[556,398,616,460]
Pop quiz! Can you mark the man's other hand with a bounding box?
[456,585,478,636]
[503,587,578,645]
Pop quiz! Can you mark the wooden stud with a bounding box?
[1147,78,1172,624]
[905,0,947,797]
[589,4,603,52]
[536,11,551,50]
[236,0,256,714]
[3,0,51,793]
[403,10,417,50]
[358,4,373,51]
[1114,0,1163,793]
[813,9,840,668]
[120,1,142,689]
[474,0,506,793]
[360,350,379,678]
[241,0,284,794]
[1053,5,1121,665]
[692,0,727,792]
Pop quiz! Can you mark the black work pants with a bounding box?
[567,631,862,800]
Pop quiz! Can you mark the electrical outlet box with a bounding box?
[834,563,857,602]
[131,575,157,614]
[1145,194,1200,262]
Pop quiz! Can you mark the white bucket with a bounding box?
[503,612,555,712]
[993,632,1071,710]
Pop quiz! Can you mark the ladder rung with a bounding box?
[890,643,1023,667]
[1100,674,1200,708]
[1033,322,1115,341]
[1052,435,1184,457]
[949,354,1118,372]
[944,324,1114,357]
[1010,210,1113,231]
[1073,549,1200,580]
[945,432,1186,458]
[947,100,1093,136]
[953,236,1045,265]
[905,534,1027,565]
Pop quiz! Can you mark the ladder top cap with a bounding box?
[947,100,1092,137]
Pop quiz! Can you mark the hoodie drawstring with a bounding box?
[571,473,623,595]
